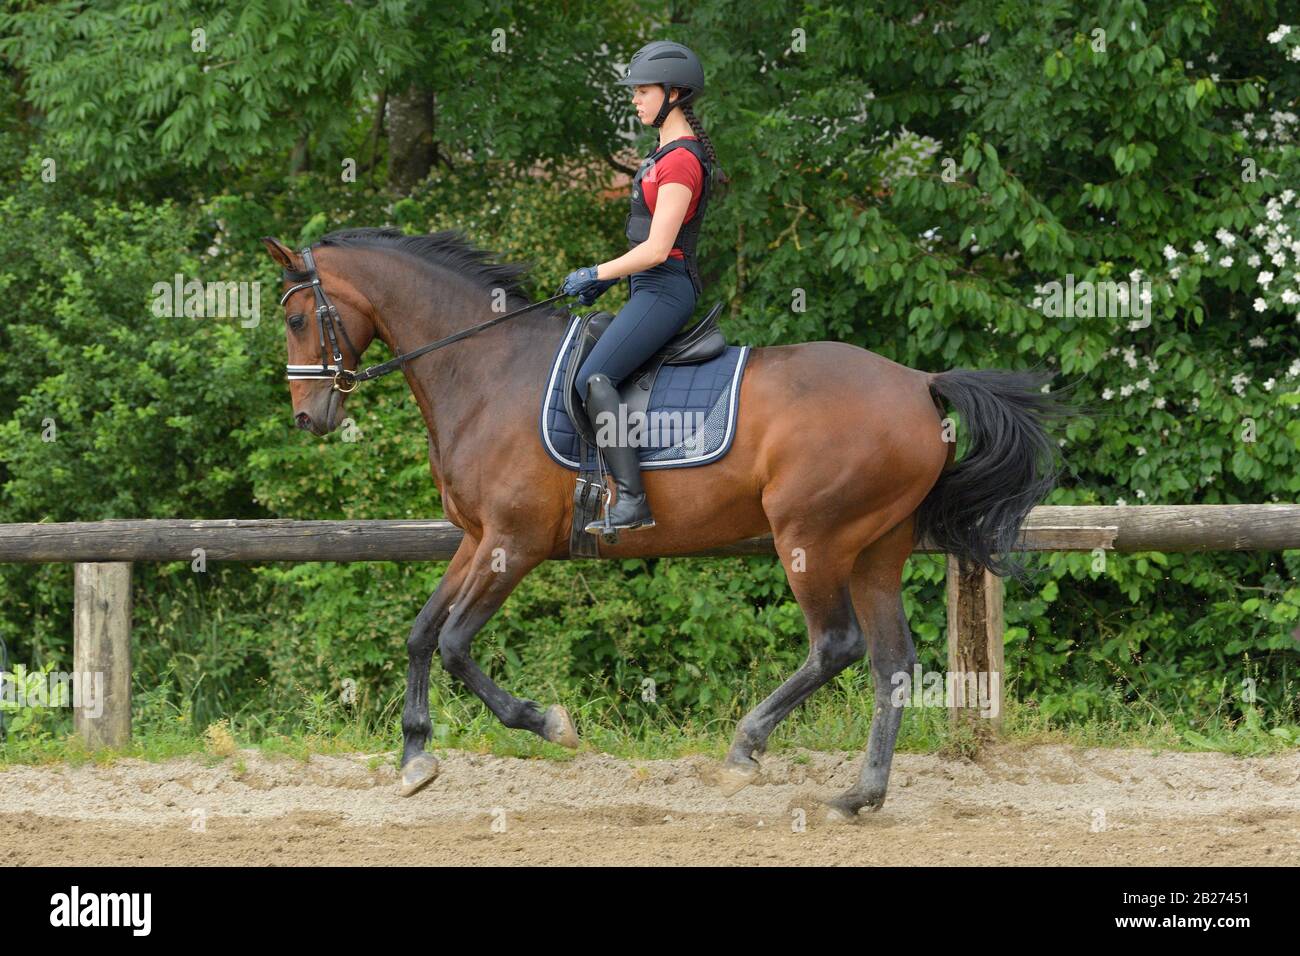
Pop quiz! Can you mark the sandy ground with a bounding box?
[1,744,1298,866]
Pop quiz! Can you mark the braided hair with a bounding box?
[680,100,729,196]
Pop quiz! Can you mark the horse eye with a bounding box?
[287,313,306,331]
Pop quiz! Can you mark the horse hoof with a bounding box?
[823,802,859,826]
[398,753,440,797]
[716,759,760,797]
[543,705,580,749]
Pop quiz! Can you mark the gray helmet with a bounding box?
[616,41,705,128]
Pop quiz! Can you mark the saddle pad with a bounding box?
[539,313,751,470]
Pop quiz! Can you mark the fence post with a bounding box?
[73,562,132,749]
[946,556,1005,735]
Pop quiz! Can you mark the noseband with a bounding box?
[281,247,362,393]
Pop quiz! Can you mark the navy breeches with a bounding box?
[576,257,697,402]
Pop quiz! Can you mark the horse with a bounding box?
[261,227,1068,821]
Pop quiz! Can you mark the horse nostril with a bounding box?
[295,412,312,430]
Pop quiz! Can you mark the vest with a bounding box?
[625,137,712,298]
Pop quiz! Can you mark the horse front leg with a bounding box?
[436,535,578,741]
[399,536,476,796]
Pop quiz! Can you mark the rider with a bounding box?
[562,40,719,535]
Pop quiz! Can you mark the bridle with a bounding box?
[281,247,363,392]
[280,245,569,394]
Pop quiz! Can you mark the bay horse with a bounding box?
[262,228,1067,821]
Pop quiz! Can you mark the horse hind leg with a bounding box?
[823,517,918,822]
[717,533,866,796]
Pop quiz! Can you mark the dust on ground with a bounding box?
[2,744,1298,865]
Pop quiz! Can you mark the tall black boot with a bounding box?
[582,373,655,533]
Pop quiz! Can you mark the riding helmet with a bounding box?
[616,40,705,127]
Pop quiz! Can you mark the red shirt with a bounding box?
[639,136,704,260]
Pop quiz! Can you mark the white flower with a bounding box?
[1153,396,1166,409]
[1163,244,1178,260]
[1254,298,1268,312]
[1170,266,1181,279]
[1248,254,1261,267]
[1290,359,1300,377]
[1136,488,1146,497]
[1249,335,1267,346]
[1267,25,1291,44]
[1264,378,1275,391]
[1282,189,1296,205]
[1136,378,1150,391]
[1102,387,1114,400]
[1120,384,1134,397]
[1219,256,1234,268]
[1116,497,1127,507]
[1231,372,1250,395]
[1282,289,1300,305]
[1259,271,1275,286]
[1193,240,1207,254]
[1216,228,1236,247]
[1273,252,1288,267]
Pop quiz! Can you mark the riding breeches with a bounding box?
[575,257,697,402]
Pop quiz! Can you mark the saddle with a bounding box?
[561,302,728,445]
[561,302,728,558]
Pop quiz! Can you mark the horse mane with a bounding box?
[315,227,562,316]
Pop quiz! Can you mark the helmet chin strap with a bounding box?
[651,83,697,127]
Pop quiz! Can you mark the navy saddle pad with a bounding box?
[539,312,751,470]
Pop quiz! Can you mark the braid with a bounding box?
[680,101,729,194]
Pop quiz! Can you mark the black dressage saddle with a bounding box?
[562,301,728,445]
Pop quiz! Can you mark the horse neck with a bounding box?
[354,254,566,460]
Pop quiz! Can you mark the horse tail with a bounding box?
[914,366,1074,581]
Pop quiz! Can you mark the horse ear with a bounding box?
[261,236,298,270]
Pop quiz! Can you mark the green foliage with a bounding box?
[0,1,1297,746]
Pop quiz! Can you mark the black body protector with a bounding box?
[625,137,712,298]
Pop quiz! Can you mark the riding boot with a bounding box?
[582,373,655,533]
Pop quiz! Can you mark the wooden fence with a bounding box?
[1,504,1298,747]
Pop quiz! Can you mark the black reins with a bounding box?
[281,245,568,393]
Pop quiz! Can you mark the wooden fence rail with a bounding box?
[1,505,1297,748]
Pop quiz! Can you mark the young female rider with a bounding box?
[561,40,723,535]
